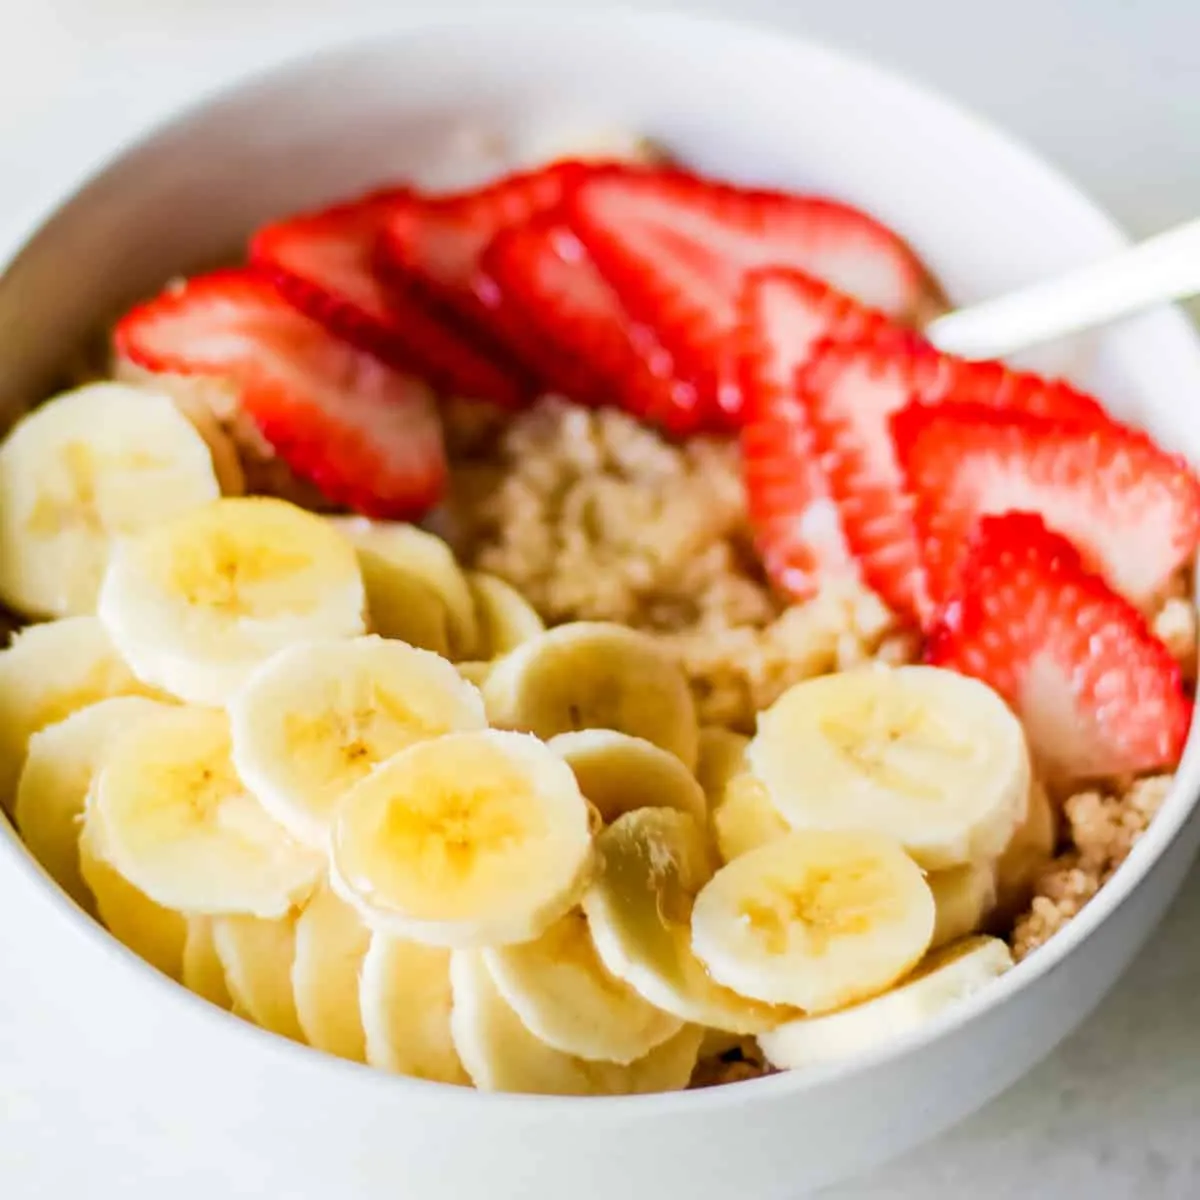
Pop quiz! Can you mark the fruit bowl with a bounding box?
[2,12,1200,1200]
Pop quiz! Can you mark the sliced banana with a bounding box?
[182,916,233,1010]
[994,778,1057,921]
[456,661,494,687]
[582,807,781,1034]
[229,636,486,848]
[748,665,1030,870]
[77,818,186,979]
[484,908,683,1063]
[98,496,367,705]
[331,729,593,947]
[548,729,707,825]
[690,829,935,1013]
[0,383,223,619]
[212,912,305,1042]
[468,571,545,657]
[758,936,1013,1069]
[0,616,161,815]
[450,950,703,1095]
[330,517,478,659]
[483,622,699,769]
[291,885,371,1062]
[14,695,173,909]
[362,570,451,655]
[694,727,750,802]
[89,705,323,917]
[711,774,790,864]
[927,861,996,950]
[359,933,467,1083]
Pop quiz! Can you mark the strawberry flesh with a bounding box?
[481,214,706,435]
[251,188,530,408]
[377,161,588,377]
[894,401,1200,611]
[736,269,887,597]
[565,165,934,419]
[927,512,1192,781]
[113,268,445,519]
[798,334,1112,625]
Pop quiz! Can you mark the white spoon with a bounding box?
[925,215,1200,360]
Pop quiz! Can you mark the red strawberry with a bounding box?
[798,335,1112,624]
[565,166,934,419]
[927,512,1191,781]
[481,214,707,435]
[894,402,1200,611]
[113,269,445,519]
[250,189,530,408]
[736,269,887,597]
[377,161,588,373]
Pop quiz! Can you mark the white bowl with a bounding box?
[1,12,1198,1200]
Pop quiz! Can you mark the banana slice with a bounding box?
[329,517,478,660]
[0,383,223,619]
[747,665,1030,870]
[212,912,305,1042]
[483,622,699,769]
[582,808,781,1034]
[182,916,233,1010]
[362,568,451,655]
[758,936,1013,1069]
[994,779,1057,921]
[331,729,593,947]
[0,616,161,815]
[694,727,750,802]
[229,636,486,848]
[711,774,790,864]
[690,829,935,1013]
[98,496,367,705]
[484,908,683,1063]
[450,950,703,1095]
[548,730,707,825]
[14,695,173,909]
[89,705,323,917]
[291,884,371,1063]
[359,933,468,1083]
[456,661,494,687]
[467,571,544,658]
[927,861,996,951]
[77,818,186,979]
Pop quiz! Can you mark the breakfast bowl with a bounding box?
[2,11,1199,1200]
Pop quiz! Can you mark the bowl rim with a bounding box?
[3,6,1199,1117]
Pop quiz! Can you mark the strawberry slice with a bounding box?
[798,335,1111,624]
[927,512,1191,781]
[481,214,707,435]
[736,269,887,597]
[250,188,530,408]
[565,165,934,419]
[113,268,445,519]
[894,402,1200,611]
[377,161,588,373]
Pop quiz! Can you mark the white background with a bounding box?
[1,1,1199,1196]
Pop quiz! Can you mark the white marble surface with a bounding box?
[1,2,1199,1196]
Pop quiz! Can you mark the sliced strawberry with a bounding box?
[481,214,707,435]
[797,332,1114,624]
[927,512,1191,781]
[894,402,1200,612]
[565,165,934,418]
[250,188,530,408]
[736,269,888,597]
[377,161,588,374]
[113,268,445,519]
[798,332,947,623]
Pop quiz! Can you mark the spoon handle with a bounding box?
[926,215,1200,360]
